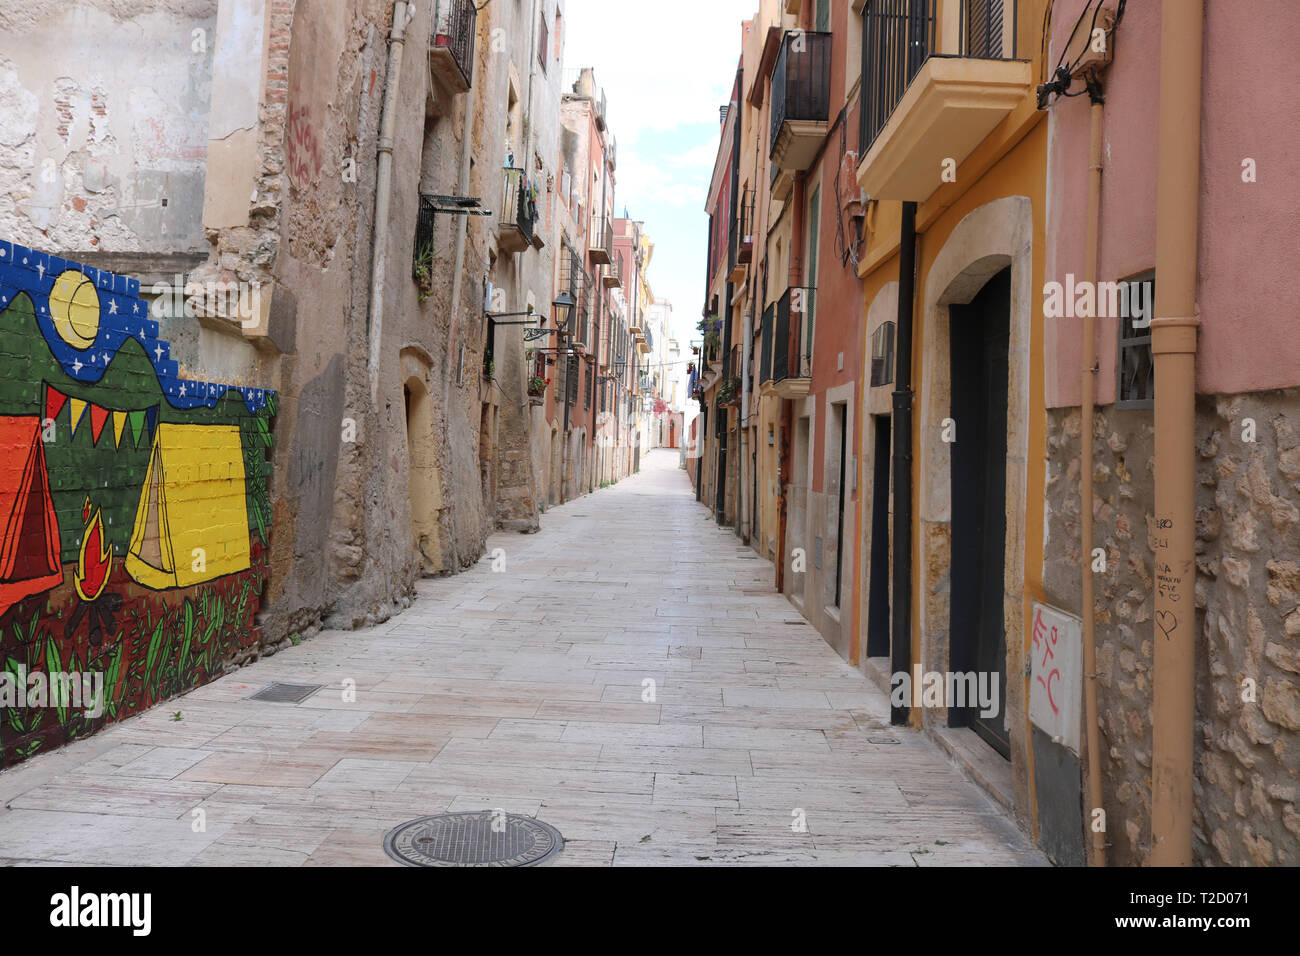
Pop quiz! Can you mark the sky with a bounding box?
[560,0,756,354]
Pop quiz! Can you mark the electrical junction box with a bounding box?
[1067,7,1116,78]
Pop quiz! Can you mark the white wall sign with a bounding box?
[1029,602,1082,755]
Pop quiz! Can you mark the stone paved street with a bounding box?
[0,450,1046,866]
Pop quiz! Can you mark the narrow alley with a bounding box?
[0,451,1042,866]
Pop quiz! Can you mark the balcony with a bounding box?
[429,0,476,98]
[736,189,755,265]
[772,287,811,398]
[857,0,1033,202]
[560,249,590,350]
[589,212,612,265]
[602,257,622,289]
[770,31,831,172]
[497,168,536,255]
[759,301,774,385]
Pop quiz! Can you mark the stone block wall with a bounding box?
[1044,390,1300,865]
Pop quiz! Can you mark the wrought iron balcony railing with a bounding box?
[759,302,774,384]
[431,0,477,94]
[498,167,535,254]
[769,31,832,162]
[589,212,612,265]
[772,287,811,384]
[860,0,1019,156]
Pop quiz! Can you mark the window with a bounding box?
[815,0,830,32]
[1116,270,1155,409]
[964,0,1006,59]
[538,10,549,73]
[870,321,896,387]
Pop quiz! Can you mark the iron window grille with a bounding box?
[1116,270,1156,409]
[413,194,438,278]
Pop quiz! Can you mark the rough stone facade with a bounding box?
[1044,390,1300,866]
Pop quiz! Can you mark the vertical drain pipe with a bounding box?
[368,1,410,407]
[1080,92,1107,868]
[890,201,917,726]
[1150,0,1203,867]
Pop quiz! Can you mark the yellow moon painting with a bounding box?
[49,269,100,349]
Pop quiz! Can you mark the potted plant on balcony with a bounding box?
[527,373,549,405]
[483,359,495,381]
[413,240,435,301]
[718,375,741,406]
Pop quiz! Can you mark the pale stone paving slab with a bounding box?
[0,450,1046,866]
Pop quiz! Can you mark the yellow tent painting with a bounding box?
[126,423,251,589]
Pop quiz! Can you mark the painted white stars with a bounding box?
[72,359,83,374]
[132,302,140,314]
[108,299,118,315]
[154,344,164,361]
[178,383,187,397]
[36,262,45,280]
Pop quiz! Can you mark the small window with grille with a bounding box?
[870,320,895,388]
[1116,270,1155,409]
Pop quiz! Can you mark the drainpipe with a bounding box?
[437,4,480,564]
[740,305,752,540]
[440,5,480,419]
[890,201,917,727]
[1150,0,1203,867]
[716,283,733,524]
[367,1,410,407]
[1080,91,1107,868]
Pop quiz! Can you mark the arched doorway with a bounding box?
[404,374,442,575]
[916,196,1032,768]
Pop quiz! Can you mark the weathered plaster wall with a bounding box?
[0,0,218,252]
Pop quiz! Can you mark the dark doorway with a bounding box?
[948,266,1011,758]
[866,415,891,658]
[833,403,847,607]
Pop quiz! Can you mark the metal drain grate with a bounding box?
[247,682,322,704]
[384,811,564,867]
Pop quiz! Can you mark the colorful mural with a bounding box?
[0,240,276,767]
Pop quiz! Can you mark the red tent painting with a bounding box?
[0,416,63,615]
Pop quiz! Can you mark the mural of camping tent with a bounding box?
[0,415,63,615]
[125,423,251,589]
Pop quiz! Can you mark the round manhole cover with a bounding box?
[383,811,564,867]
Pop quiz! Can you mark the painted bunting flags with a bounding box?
[42,383,157,449]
